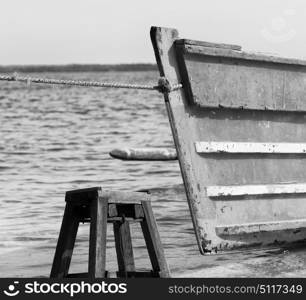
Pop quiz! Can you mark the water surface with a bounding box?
[0,71,306,277]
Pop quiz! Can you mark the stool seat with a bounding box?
[50,187,170,278]
[65,187,150,204]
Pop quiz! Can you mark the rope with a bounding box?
[0,73,182,93]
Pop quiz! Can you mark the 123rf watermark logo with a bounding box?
[2,281,127,297]
[3,281,20,297]
[261,8,296,43]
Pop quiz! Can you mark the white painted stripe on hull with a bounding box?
[195,141,306,153]
[207,183,306,197]
[216,219,306,235]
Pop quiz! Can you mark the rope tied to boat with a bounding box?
[0,73,182,94]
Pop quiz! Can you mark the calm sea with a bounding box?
[1,71,306,277]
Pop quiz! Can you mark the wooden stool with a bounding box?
[50,187,170,278]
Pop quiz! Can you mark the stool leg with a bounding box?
[113,219,135,277]
[50,203,79,278]
[140,201,170,277]
[88,196,108,278]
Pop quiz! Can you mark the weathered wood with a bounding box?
[108,203,118,217]
[176,42,306,111]
[180,42,306,66]
[113,221,135,276]
[151,26,306,253]
[151,26,205,254]
[51,186,169,278]
[88,191,107,278]
[102,190,149,204]
[140,200,170,278]
[50,203,79,278]
[207,183,306,197]
[175,39,242,51]
[134,204,144,218]
[65,186,102,204]
[216,219,306,236]
[195,142,306,154]
[109,147,177,161]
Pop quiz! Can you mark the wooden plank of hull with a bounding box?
[207,183,306,197]
[195,142,306,154]
[216,219,306,236]
[180,43,306,66]
[175,39,242,51]
[177,43,306,112]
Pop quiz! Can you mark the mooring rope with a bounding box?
[0,73,182,93]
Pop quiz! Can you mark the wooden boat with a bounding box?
[150,26,306,253]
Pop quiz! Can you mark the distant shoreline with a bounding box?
[0,63,157,73]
